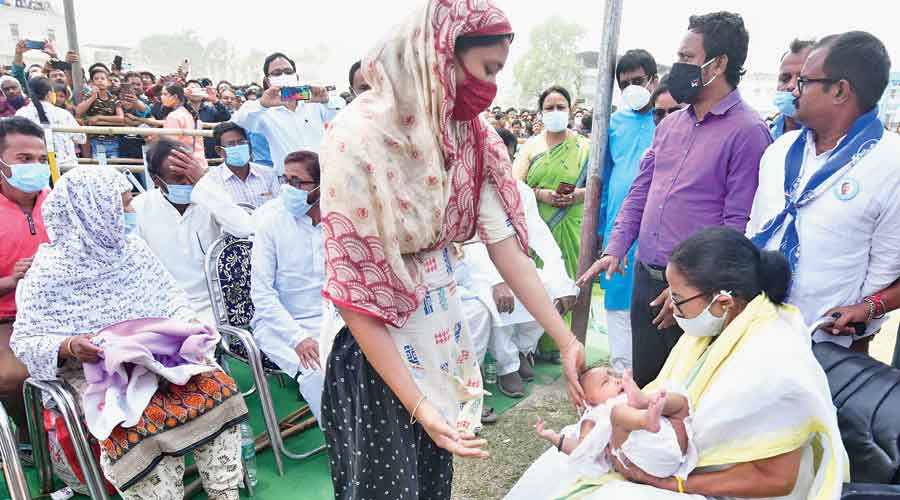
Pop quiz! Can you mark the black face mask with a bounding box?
[667,58,717,104]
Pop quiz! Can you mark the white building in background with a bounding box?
[878,72,900,131]
[1,0,67,66]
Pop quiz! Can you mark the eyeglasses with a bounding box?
[653,106,682,120]
[268,68,295,77]
[222,140,249,148]
[277,175,316,189]
[797,76,838,94]
[671,292,707,317]
[618,75,649,90]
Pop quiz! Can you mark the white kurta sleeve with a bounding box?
[230,99,267,134]
[518,183,576,298]
[191,175,255,237]
[861,178,900,298]
[249,219,308,349]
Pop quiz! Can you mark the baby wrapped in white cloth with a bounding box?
[534,366,698,480]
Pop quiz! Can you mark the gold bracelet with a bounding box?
[64,337,75,359]
[410,395,427,425]
[676,476,685,493]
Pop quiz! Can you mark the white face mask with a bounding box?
[621,84,652,111]
[542,110,569,133]
[674,290,732,338]
[269,73,299,88]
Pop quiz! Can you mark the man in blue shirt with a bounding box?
[598,49,659,373]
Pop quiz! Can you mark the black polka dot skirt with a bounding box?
[322,327,453,500]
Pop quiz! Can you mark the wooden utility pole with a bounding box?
[62,0,84,104]
[571,0,623,343]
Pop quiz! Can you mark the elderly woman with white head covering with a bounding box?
[11,166,247,500]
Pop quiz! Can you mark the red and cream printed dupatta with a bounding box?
[320,0,527,327]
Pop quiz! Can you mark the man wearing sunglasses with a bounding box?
[748,31,900,354]
[249,150,326,422]
[650,76,684,127]
[595,49,659,374]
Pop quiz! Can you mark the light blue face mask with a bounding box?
[160,180,194,205]
[0,159,51,193]
[773,90,798,118]
[542,110,570,133]
[122,212,138,235]
[281,184,318,217]
[223,143,251,167]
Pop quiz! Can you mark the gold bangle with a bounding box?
[676,476,685,494]
[64,337,75,359]
[410,395,427,425]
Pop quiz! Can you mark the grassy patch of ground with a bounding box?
[451,378,577,500]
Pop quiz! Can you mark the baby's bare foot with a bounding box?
[644,390,665,433]
[623,369,647,408]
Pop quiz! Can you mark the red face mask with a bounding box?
[451,62,497,121]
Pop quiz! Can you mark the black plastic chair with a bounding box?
[813,341,900,498]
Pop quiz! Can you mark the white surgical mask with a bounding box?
[621,84,652,111]
[674,290,732,338]
[542,110,569,133]
[269,73,299,88]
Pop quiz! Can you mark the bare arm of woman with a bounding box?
[611,447,804,498]
[487,236,586,410]
[337,307,489,459]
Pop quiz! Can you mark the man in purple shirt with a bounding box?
[578,11,772,387]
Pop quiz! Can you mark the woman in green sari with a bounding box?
[513,85,591,356]
[513,85,591,279]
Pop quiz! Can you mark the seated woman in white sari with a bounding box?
[506,228,849,500]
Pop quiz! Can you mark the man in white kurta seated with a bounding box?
[133,140,255,325]
[460,179,578,398]
[249,150,325,421]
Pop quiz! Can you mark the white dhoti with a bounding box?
[606,309,632,373]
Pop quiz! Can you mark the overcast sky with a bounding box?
[71,0,899,97]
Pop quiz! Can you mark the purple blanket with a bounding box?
[82,318,220,440]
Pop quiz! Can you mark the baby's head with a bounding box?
[579,364,623,407]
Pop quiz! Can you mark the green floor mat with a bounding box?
[1,294,612,500]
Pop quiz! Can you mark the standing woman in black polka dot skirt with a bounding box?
[317,1,587,498]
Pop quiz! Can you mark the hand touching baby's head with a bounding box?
[580,364,623,407]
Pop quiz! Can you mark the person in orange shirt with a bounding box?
[0,116,51,455]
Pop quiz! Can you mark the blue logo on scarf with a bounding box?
[751,108,883,277]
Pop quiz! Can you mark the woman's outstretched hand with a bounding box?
[561,338,587,413]
[415,399,489,459]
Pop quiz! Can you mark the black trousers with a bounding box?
[322,327,453,500]
[630,261,684,388]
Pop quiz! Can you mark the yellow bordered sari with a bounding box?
[507,295,849,500]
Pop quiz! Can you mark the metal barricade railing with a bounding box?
[0,401,30,500]
[46,125,221,190]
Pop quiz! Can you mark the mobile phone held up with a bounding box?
[556,182,576,195]
[50,60,72,71]
[280,85,338,102]
[280,86,312,102]
[25,39,46,50]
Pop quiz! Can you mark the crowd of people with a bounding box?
[1,0,899,499]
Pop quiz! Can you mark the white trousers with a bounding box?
[606,309,633,373]
[296,366,324,422]
[463,298,544,376]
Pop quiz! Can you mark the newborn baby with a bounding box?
[534,366,696,479]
